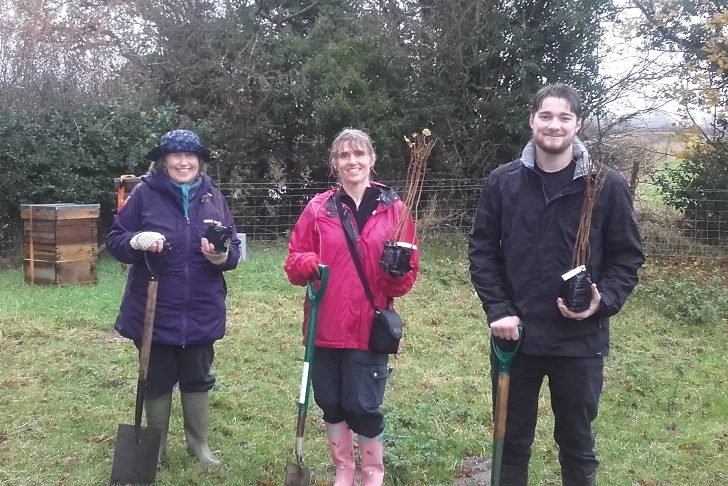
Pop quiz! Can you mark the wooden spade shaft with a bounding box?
[490,328,522,486]
[109,276,161,486]
[139,279,158,383]
[491,371,511,486]
[494,372,510,441]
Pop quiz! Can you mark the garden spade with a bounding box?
[110,251,166,485]
[285,264,329,486]
[490,327,523,486]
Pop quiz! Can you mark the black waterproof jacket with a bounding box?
[469,138,644,357]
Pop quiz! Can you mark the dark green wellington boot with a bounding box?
[180,392,221,471]
[562,468,597,486]
[499,463,529,486]
[144,391,172,465]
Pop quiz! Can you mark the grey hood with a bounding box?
[519,136,597,179]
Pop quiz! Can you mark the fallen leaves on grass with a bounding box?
[85,434,113,445]
[453,454,491,485]
[678,442,702,452]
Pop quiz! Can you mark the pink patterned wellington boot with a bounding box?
[325,422,355,486]
[359,434,384,486]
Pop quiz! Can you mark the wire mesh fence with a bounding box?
[218,178,484,241]
[0,223,18,264]
[2,178,728,265]
[219,179,728,260]
[633,186,728,260]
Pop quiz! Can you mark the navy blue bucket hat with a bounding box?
[145,129,211,161]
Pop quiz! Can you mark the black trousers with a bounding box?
[135,342,216,398]
[311,347,390,438]
[491,351,603,476]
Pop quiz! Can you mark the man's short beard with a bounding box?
[539,144,570,155]
[535,137,573,155]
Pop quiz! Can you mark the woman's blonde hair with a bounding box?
[328,128,376,175]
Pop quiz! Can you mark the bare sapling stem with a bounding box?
[572,158,606,268]
[393,129,436,242]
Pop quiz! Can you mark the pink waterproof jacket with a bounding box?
[285,183,419,350]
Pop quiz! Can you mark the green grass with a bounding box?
[635,146,683,211]
[1,238,727,485]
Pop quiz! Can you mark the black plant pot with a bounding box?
[379,241,416,277]
[205,223,233,252]
[559,265,593,313]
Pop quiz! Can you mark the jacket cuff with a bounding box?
[597,294,619,318]
[486,305,516,325]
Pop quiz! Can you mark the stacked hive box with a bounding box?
[21,203,100,285]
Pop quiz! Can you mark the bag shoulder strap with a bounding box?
[334,191,376,310]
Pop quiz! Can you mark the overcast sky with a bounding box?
[599,3,711,123]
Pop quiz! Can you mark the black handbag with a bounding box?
[370,309,404,355]
[335,193,403,354]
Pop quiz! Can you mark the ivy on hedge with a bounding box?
[0,101,179,248]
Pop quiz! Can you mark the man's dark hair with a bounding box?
[531,84,583,119]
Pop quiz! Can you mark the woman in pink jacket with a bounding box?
[285,128,419,485]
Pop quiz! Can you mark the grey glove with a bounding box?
[130,231,165,251]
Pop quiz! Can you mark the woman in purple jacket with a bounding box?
[106,129,240,470]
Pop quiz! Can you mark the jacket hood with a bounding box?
[519,136,596,179]
[141,168,212,203]
[369,181,399,206]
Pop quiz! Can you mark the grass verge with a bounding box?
[0,238,726,484]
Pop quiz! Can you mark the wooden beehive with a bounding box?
[20,203,100,285]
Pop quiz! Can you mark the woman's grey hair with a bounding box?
[149,154,207,177]
[328,128,376,175]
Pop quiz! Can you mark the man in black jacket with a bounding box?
[469,84,644,485]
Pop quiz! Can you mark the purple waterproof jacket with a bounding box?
[106,169,240,346]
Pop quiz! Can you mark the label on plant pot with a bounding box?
[561,265,586,281]
[395,241,417,250]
